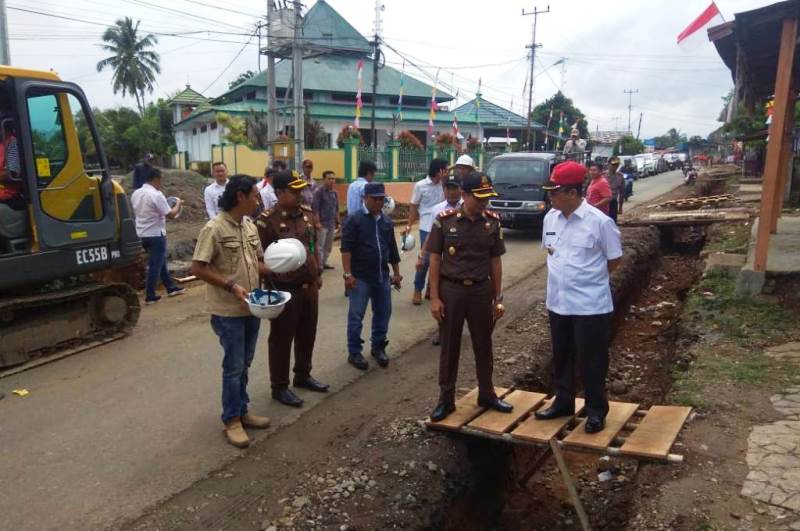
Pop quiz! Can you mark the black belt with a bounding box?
[272,282,311,291]
[441,276,489,286]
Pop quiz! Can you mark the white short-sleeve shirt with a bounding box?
[258,180,277,210]
[411,177,445,232]
[131,183,171,238]
[542,199,623,315]
[204,180,227,219]
[431,198,463,219]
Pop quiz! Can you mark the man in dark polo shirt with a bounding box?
[426,171,513,421]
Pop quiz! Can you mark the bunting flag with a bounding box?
[556,111,565,149]
[428,69,439,136]
[677,2,724,50]
[544,107,554,147]
[355,59,364,128]
[396,60,405,121]
[452,89,460,138]
[474,78,482,123]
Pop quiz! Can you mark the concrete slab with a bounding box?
[705,252,746,276]
[738,184,764,194]
[743,216,800,274]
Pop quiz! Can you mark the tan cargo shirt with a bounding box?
[193,211,263,317]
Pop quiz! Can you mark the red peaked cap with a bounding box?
[542,161,587,191]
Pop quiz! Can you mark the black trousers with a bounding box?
[609,197,619,222]
[548,311,611,419]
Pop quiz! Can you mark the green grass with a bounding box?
[704,222,751,254]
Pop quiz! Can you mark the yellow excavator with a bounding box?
[0,66,142,369]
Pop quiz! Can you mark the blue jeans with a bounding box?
[413,230,430,293]
[141,235,178,299]
[347,274,392,355]
[210,315,261,424]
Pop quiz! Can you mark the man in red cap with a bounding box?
[534,161,622,434]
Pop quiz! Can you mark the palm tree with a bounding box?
[96,18,160,116]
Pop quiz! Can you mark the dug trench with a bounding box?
[124,224,703,531]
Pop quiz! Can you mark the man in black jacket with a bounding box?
[341,182,403,370]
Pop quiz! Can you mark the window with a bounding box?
[200,124,207,133]
[193,128,197,135]
[28,94,67,184]
[486,159,549,185]
[210,122,218,130]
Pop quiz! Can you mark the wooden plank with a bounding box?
[426,387,508,431]
[562,401,639,450]
[755,17,798,272]
[467,390,547,434]
[511,397,585,443]
[619,406,691,459]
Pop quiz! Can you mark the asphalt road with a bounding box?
[0,170,684,531]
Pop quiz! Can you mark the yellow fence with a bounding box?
[305,149,345,177]
[209,144,345,180]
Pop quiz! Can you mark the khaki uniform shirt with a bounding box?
[193,211,263,317]
[426,207,505,282]
[256,203,320,286]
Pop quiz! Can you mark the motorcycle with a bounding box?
[622,170,635,200]
[683,166,697,186]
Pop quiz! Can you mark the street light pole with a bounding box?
[522,4,549,152]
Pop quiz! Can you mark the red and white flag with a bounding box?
[677,2,724,50]
[354,60,364,128]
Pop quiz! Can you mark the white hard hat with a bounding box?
[167,196,182,219]
[247,288,292,319]
[455,154,475,168]
[382,196,396,216]
[264,238,306,274]
[401,233,416,252]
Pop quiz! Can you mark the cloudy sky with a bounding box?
[9,0,775,139]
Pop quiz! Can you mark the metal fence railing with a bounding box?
[399,149,428,181]
[357,146,390,180]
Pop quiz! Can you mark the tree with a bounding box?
[336,125,363,147]
[304,114,328,148]
[614,135,644,155]
[217,113,249,145]
[531,91,589,150]
[96,17,161,116]
[229,70,257,89]
[653,128,688,149]
[397,130,423,150]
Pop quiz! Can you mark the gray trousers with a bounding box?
[317,226,335,267]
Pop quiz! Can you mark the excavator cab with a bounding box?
[0,68,142,368]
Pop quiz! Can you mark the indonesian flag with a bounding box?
[452,89,460,137]
[428,70,439,136]
[677,2,724,50]
[355,60,364,128]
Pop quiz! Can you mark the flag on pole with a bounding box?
[544,107,554,146]
[556,111,565,149]
[475,78,482,123]
[396,60,405,121]
[428,69,439,136]
[452,89,460,138]
[355,60,364,128]
[677,2,724,50]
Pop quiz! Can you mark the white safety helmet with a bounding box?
[401,233,416,252]
[166,196,182,219]
[382,196,396,216]
[454,154,475,168]
[247,288,292,319]
[264,238,306,273]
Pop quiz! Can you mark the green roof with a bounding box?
[169,85,208,105]
[302,0,371,54]
[221,55,452,102]
[453,98,540,128]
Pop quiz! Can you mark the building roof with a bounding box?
[221,54,452,102]
[709,0,800,108]
[452,98,540,128]
[169,85,208,105]
[590,130,631,144]
[302,0,372,55]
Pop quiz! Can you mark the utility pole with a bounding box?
[637,112,643,140]
[623,88,638,134]
[522,4,549,152]
[370,1,384,148]
[0,0,10,65]
[612,115,620,132]
[559,57,567,92]
[266,0,277,145]
[292,0,304,168]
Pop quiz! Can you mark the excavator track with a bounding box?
[0,282,141,372]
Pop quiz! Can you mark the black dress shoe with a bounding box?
[585,416,605,434]
[534,405,575,420]
[293,376,330,393]
[348,353,369,370]
[371,342,389,368]
[478,396,514,413]
[430,402,455,422]
[272,388,304,407]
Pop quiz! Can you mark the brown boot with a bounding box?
[412,291,422,305]
[424,286,431,300]
[223,417,250,448]
[242,413,271,429]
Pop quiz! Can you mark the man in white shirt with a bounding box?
[257,167,278,211]
[534,161,623,434]
[405,158,447,305]
[346,160,376,218]
[204,161,229,219]
[131,168,185,304]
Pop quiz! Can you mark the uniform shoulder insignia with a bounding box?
[437,208,457,219]
[260,208,275,218]
[300,204,313,212]
[485,209,500,220]
[256,219,267,228]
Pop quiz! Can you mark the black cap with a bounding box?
[460,171,498,198]
[444,174,460,188]
[364,182,386,197]
[272,170,308,190]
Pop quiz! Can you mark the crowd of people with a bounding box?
[129,153,622,449]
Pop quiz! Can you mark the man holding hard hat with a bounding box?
[192,175,273,448]
[257,171,330,409]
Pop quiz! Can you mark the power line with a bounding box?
[522,4,549,150]
[624,88,638,133]
[201,28,256,94]
[176,0,258,19]
[120,0,251,32]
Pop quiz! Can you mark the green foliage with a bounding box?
[531,91,589,149]
[336,125,363,147]
[614,135,644,155]
[653,128,688,149]
[96,17,160,116]
[228,70,256,89]
[217,112,249,145]
[245,111,269,149]
[434,132,458,149]
[397,130,423,150]
[304,114,328,149]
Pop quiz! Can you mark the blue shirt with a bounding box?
[341,208,400,285]
[346,177,367,217]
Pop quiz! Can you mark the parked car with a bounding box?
[633,154,656,176]
[485,152,556,230]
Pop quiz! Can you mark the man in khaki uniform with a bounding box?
[192,175,272,449]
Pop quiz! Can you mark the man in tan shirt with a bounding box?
[192,175,272,448]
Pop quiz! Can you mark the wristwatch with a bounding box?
[494,292,504,303]
[343,272,352,279]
